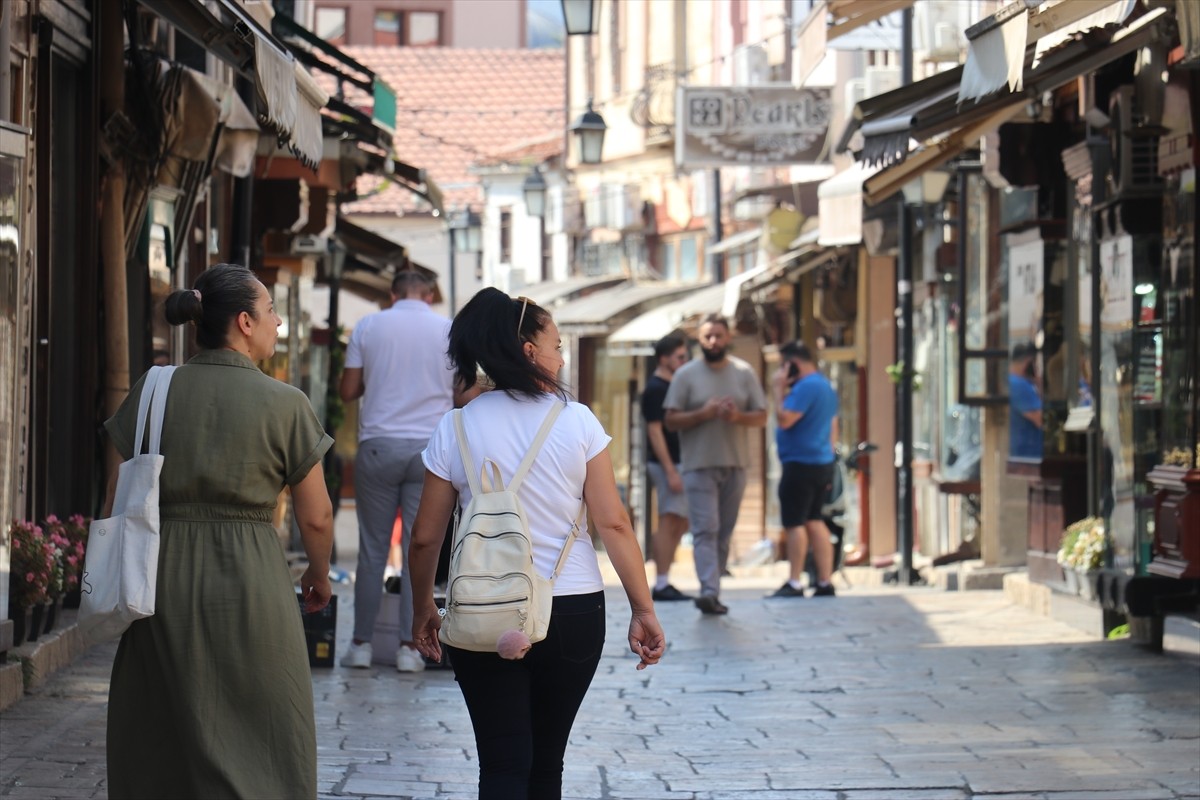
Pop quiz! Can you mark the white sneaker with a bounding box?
[339,641,372,669]
[396,646,426,673]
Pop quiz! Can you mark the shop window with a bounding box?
[374,11,402,46]
[956,168,1009,407]
[315,6,347,45]
[660,240,675,279]
[409,12,442,46]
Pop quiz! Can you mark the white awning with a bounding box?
[958,9,1028,104]
[707,227,763,256]
[555,282,695,337]
[1031,0,1137,68]
[515,275,625,308]
[817,162,883,247]
[292,63,330,170]
[607,283,728,352]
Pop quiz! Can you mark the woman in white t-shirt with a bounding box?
[408,288,665,800]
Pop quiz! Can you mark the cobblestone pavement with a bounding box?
[2,572,1198,800]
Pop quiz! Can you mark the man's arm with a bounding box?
[646,422,681,489]
[1023,409,1044,429]
[665,399,720,431]
[727,407,768,428]
[831,416,840,450]
[340,367,364,403]
[771,366,800,429]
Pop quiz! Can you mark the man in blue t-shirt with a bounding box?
[1008,342,1043,460]
[770,341,839,598]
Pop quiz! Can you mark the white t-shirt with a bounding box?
[422,392,611,596]
[345,300,455,441]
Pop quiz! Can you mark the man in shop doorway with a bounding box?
[1008,341,1043,460]
[769,341,839,598]
[642,333,691,602]
[664,314,766,615]
[339,271,457,672]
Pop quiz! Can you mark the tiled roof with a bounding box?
[474,131,564,169]
[337,47,565,215]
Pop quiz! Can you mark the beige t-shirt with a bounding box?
[662,355,766,471]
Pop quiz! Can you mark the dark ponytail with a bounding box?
[165,264,260,350]
[449,287,568,400]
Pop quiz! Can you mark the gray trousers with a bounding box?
[683,467,747,598]
[353,437,428,644]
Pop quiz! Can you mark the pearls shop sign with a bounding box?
[675,85,832,167]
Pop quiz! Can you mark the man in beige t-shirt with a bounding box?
[664,314,766,615]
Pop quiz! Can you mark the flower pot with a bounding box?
[63,588,82,609]
[9,605,33,646]
[1077,569,1098,602]
[1062,567,1079,595]
[43,597,62,634]
[26,603,44,642]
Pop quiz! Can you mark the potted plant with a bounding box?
[1056,516,1106,600]
[53,514,89,608]
[8,520,55,644]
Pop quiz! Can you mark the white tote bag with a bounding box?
[79,365,176,645]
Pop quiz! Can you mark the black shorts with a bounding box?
[779,461,835,527]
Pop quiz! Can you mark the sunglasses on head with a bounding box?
[516,296,535,339]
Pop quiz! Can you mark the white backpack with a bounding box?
[439,402,586,653]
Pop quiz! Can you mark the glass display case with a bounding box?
[1145,170,1199,580]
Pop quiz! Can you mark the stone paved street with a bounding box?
[2,570,1198,800]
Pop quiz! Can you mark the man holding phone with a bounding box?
[770,341,839,598]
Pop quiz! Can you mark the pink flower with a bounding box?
[25,572,33,582]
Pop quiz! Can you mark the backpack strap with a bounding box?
[548,500,588,581]
[507,402,566,494]
[452,409,483,497]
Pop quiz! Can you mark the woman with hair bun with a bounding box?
[102,263,334,799]
[408,287,665,800]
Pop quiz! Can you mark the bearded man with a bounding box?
[663,314,766,615]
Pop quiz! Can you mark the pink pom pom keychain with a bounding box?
[497,629,532,660]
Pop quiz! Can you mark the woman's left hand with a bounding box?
[628,610,665,670]
[299,564,332,613]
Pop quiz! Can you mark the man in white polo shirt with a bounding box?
[339,271,457,672]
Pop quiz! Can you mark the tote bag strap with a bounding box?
[146,366,177,456]
[132,367,164,457]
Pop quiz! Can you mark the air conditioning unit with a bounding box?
[1107,85,1163,198]
[865,66,901,99]
[732,43,769,86]
[916,0,967,61]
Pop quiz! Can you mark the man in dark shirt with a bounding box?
[642,334,691,601]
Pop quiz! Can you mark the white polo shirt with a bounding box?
[345,299,455,442]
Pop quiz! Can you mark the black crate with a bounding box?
[297,593,337,668]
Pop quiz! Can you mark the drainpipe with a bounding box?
[896,6,915,585]
[0,3,12,121]
[99,1,130,474]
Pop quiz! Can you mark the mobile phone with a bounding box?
[786,361,799,380]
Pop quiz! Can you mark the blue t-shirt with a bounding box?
[1008,373,1043,459]
[776,372,838,465]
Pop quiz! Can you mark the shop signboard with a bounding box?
[676,86,832,168]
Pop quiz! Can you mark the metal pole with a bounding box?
[897,6,915,585]
[711,169,724,282]
[448,229,457,315]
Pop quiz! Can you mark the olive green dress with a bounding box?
[103,350,333,800]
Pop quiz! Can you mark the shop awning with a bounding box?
[854,6,1171,205]
[958,0,1140,103]
[707,227,762,256]
[138,0,325,167]
[555,282,695,337]
[607,283,728,355]
[516,275,626,308]
[817,162,883,246]
[740,231,835,297]
[161,64,261,177]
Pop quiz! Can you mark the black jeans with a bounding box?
[446,591,605,800]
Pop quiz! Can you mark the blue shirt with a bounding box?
[1008,372,1043,459]
[776,372,838,465]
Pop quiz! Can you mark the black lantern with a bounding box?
[561,0,600,36]
[451,209,482,255]
[523,168,547,218]
[569,100,607,165]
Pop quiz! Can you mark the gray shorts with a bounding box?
[647,461,688,518]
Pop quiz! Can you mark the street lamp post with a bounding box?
[447,209,482,315]
[561,0,600,36]
[524,168,548,281]
[569,100,607,165]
